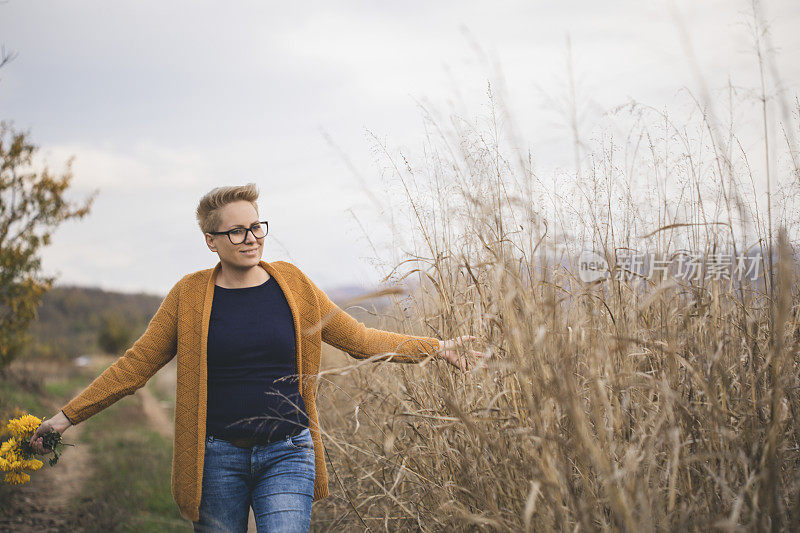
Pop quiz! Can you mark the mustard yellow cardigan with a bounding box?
[60,260,440,522]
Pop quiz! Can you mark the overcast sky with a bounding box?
[2,0,798,296]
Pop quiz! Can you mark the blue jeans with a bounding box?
[192,428,316,533]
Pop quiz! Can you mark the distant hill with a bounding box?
[22,286,164,360]
[21,280,421,361]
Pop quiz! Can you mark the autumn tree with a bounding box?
[97,312,133,355]
[0,122,97,369]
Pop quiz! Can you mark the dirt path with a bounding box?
[139,359,260,532]
[139,383,174,439]
[0,388,94,532]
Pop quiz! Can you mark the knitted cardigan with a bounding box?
[60,260,440,522]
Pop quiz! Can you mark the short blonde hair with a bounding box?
[196,183,260,234]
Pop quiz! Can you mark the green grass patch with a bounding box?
[0,377,48,516]
[0,380,49,421]
[146,378,174,405]
[44,374,92,399]
[0,361,90,517]
[68,395,190,532]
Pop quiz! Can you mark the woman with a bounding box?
[29,183,489,532]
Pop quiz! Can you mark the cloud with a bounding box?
[40,142,206,193]
[4,0,798,294]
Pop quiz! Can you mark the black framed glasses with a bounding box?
[208,221,269,245]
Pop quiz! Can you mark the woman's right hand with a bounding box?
[29,411,72,455]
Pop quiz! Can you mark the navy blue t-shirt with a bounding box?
[205,275,309,441]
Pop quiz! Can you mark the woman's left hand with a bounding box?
[436,335,492,372]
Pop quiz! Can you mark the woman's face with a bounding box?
[204,200,264,269]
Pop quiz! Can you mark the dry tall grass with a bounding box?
[311,9,800,532]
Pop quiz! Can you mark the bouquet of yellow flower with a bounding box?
[0,414,71,485]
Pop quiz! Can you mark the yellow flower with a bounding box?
[21,458,43,471]
[0,451,15,472]
[6,415,42,440]
[3,470,31,485]
[0,437,16,454]
[0,414,63,486]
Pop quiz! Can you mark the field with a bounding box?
[303,51,800,529]
[2,13,800,531]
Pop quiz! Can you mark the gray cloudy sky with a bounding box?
[2,0,798,296]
